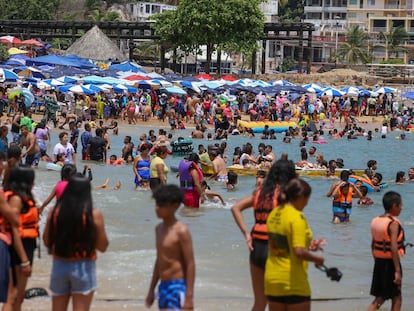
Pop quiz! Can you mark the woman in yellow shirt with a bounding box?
[265,178,325,311]
[149,145,169,192]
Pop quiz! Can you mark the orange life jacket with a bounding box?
[0,213,12,245]
[371,215,405,259]
[4,190,39,239]
[251,186,280,240]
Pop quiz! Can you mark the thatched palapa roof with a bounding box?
[65,25,127,62]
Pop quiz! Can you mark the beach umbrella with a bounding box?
[271,79,295,86]
[149,79,172,88]
[8,47,29,55]
[221,74,237,82]
[195,73,213,80]
[161,86,187,95]
[0,68,19,82]
[303,83,324,93]
[56,76,79,84]
[14,66,46,79]
[146,72,165,79]
[66,85,95,95]
[0,35,21,44]
[401,91,414,99]
[8,87,34,107]
[318,87,344,97]
[341,86,360,97]
[42,78,65,87]
[113,84,137,93]
[20,39,44,47]
[373,86,397,94]
[124,74,150,81]
[179,81,202,93]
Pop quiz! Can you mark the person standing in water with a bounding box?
[265,178,325,311]
[231,159,297,311]
[43,174,109,311]
[369,191,404,311]
[145,184,195,310]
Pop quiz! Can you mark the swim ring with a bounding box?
[349,175,388,192]
[237,120,297,133]
[46,162,62,171]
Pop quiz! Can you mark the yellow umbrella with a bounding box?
[8,47,29,55]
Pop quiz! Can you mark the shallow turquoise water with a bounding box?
[28,124,414,310]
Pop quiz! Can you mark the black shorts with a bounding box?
[267,295,310,304]
[150,178,161,191]
[10,238,37,266]
[249,238,268,269]
[370,258,402,300]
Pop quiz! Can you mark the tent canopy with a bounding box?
[26,54,97,69]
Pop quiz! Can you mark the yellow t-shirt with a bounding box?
[150,156,168,181]
[265,203,312,297]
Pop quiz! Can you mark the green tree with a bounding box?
[336,25,370,64]
[0,0,60,20]
[153,0,263,73]
[278,0,304,22]
[379,26,409,60]
[0,43,9,62]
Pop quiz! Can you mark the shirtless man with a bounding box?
[191,125,204,139]
[145,185,195,310]
[408,167,414,181]
[20,125,41,167]
[208,150,228,182]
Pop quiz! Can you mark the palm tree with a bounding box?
[336,25,370,64]
[378,26,409,60]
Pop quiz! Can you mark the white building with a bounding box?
[260,0,278,22]
[125,1,176,22]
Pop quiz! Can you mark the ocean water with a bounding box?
[22,124,414,310]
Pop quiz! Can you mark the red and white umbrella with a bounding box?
[20,39,44,47]
[0,35,22,44]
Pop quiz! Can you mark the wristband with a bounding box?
[20,261,30,267]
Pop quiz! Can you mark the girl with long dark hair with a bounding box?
[43,174,109,311]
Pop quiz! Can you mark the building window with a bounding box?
[146,4,150,14]
[152,5,161,14]
[368,0,375,5]
[349,0,357,4]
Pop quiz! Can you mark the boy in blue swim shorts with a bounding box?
[145,185,195,310]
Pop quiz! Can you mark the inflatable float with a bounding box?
[225,166,365,178]
[171,138,194,156]
[348,175,388,192]
[45,162,62,171]
[237,120,297,133]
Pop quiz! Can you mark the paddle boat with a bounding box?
[237,120,297,133]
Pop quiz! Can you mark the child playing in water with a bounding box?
[145,185,195,310]
[201,180,225,205]
[358,185,374,205]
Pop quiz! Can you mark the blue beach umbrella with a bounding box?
[373,86,397,94]
[161,86,187,95]
[0,68,19,82]
[401,91,414,99]
[318,87,344,97]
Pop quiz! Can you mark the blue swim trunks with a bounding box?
[158,279,187,310]
[0,240,10,302]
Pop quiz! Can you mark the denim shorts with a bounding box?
[50,258,97,296]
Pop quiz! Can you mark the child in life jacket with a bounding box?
[368,191,405,311]
[3,166,38,311]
